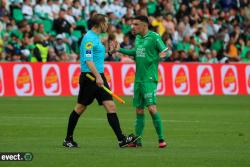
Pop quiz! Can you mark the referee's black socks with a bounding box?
[107,113,125,141]
[66,110,80,141]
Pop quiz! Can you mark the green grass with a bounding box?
[0,96,250,167]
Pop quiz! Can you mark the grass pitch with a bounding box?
[0,96,250,167]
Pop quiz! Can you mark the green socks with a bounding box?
[151,112,164,140]
[135,113,145,144]
[135,112,165,144]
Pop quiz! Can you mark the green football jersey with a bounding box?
[120,31,167,82]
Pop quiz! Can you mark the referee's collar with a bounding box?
[90,30,99,38]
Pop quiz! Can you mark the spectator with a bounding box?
[120,35,133,50]
[47,47,59,62]
[239,38,250,62]
[34,0,47,19]
[224,35,240,62]
[38,23,49,40]
[9,0,22,18]
[98,1,110,15]
[0,0,249,63]
[87,10,97,30]
[0,1,8,18]
[44,0,54,20]
[59,51,69,62]
[51,0,60,18]
[31,22,40,36]
[211,49,219,63]
[0,35,4,61]
[65,7,76,25]
[109,0,126,18]
[53,34,67,56]
[179,50,189,62]
[53,9,71,34]
[176,3,189,22]
[151,14,166,36]
[72,0,82,20]
[114,25,124,44]
[87,0,100,16]
[105,34,117,61]
[22,0,33,20]
[147,0,157,16]
[31,34,49,62]
[5,32,22,61]
[120,35,134,62]
[164,14,175,34]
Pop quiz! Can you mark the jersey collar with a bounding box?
[90,30,99,38]
[139,30,151,38]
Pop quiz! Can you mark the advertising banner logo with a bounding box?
[197,65,215,95]
[121,64,135,95]
[104,64,114,92]
[69,64,80,95]
[221,65,238,95]
[42,64,62,96]
[13,64,34,96]
[172,65,190,95]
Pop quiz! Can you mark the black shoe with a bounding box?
[128,142,142,147]
[63,139,79,148]
[119,134,141,148]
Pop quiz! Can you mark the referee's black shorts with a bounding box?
[77,72,113,106]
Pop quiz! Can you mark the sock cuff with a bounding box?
[107,113,117,116]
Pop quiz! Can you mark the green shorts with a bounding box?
[133,82,157,108]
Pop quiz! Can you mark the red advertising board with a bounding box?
[0,62,249,96]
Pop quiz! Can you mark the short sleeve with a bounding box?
[81,39,95,61]
[156,35,168,53]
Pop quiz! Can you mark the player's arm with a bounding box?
[156,35,169,58]
[81,40,103,87]
[110,40,136,57]
[118,48,136,57]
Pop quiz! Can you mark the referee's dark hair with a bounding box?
[91,14,107,28]
[134,15,149,25]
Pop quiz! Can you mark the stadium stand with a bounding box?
[0,0,249,63]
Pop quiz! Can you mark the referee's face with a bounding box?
[132,19,146,35]
[100,17,109,33]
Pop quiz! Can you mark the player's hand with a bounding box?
[159,51,167,58]
[110,41,120,52]
[96,75,104,87]
[115,41,120,51]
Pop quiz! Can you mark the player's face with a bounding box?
[132,19,147,35]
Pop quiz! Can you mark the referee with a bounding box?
[63,14,139,148]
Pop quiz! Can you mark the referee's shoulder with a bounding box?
[82,32,96,42]
[83,31,93,39]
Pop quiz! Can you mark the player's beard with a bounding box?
[131,29,137,35]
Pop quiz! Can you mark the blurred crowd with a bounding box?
[0,0,249,63]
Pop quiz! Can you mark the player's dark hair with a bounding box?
[91,14,107,28]
[134,15,149,25]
